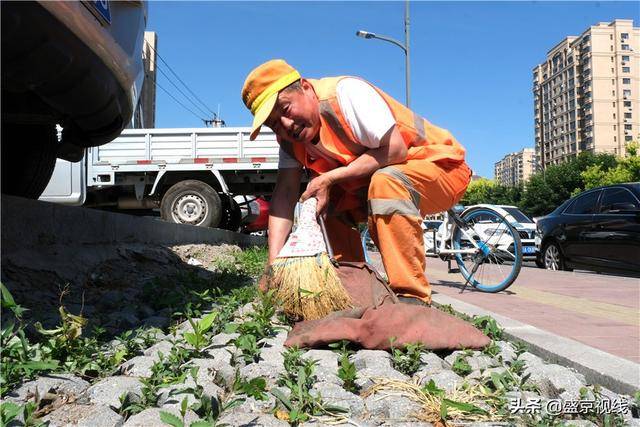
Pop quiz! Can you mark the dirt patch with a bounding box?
[1,242,244,334]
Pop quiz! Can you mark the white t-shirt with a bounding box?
[278,78,395,168]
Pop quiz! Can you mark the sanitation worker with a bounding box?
[241,59,471,306]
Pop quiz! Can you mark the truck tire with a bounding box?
[1,123,57,199]
[160,180,222,228]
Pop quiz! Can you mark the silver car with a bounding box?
[2,1,147,198]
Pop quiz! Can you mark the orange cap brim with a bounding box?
[249,91,278,141]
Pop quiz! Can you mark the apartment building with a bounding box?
[494,148,536,187]
[533,20,639,169]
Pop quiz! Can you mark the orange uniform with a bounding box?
[279,76,471,304]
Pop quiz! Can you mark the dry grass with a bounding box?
[269,253,352,321]
[363,377,507,425]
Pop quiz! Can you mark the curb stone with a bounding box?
[431,295,640,395]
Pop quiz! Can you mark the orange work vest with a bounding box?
[280,76,466,210]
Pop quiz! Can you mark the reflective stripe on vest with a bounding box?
[282,77,465,198]
[318,101,365,156]
[412,113,426,146]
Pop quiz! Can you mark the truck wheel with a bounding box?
[1,123,57,199]
[160,180,221,227]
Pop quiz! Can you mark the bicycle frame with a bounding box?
[430,209,483,257]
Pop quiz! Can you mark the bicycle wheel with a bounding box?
[360,227,380,264]
[452,207,522,292]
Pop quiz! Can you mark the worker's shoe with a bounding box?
[396,296,431,307]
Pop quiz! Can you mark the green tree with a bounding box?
[460,179,522,207]
[520,151,618,217]
[581,142,640,190]
[460,178,495,206]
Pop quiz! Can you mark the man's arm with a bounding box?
[300,125,407,212]
[328,125,407,183]
[267,167,303,264]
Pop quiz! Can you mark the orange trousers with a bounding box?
[325,159,471,304]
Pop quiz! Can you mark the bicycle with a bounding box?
[361,205,523,293]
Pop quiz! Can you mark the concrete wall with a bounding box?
[1,196,265,254]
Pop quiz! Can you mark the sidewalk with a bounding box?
[425,259,639,364]
[368,254,639,393]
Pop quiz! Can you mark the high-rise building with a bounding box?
[132,31,157,129]
[533,20,638,169]
[494,148,536,187]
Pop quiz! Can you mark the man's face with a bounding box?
[265,79,320,145]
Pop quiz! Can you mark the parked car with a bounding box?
[2,1,147,199]
[535,183,640,275]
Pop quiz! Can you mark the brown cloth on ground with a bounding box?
[285,262,490,350]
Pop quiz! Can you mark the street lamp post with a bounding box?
[356,0,410,107]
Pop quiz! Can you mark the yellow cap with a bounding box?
[241,59,301,140]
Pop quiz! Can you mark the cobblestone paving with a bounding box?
[6,307,638,426]
[2,245,638,426]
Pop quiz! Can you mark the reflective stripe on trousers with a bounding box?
[367,159,471,304]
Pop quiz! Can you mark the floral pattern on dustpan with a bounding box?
[276,198,326,258]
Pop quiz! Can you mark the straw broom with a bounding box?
[267,198,352,321]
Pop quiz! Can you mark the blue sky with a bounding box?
[148,1,638,178]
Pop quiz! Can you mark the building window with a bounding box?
[624,89,632,97]
[622,55,630,61]
[613,113,616,119]
[612,90,615,96]
[614,125,617,131]
[623,78,631,84]
[624,113,632,119]
[622,44,630,51]
[621,33,629,40]
[613,102,616,107]
[625,124,633,130]
[623,67,630,73]
[626,136,633,141]
[624,101,632,107]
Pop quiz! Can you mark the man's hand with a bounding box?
[300,174,334,216]
[258,270,270,293]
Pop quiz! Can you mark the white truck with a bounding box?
[40,127,286,231]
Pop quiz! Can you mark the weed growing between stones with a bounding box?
[364,378,494,424]
[272,347,348,425]
[472,315,504,340]
[390,340,426,376]
[229,289,279,363]
[183,312,218,354]
[1,246,268,425]
[177,367,243,425]
[329,341,360,394]
[0,400,42,427]
[451,352,473,377]
[119,353,189,419]
[233,375,269,401]
[1,284,59,396]
[482,340,501,358]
